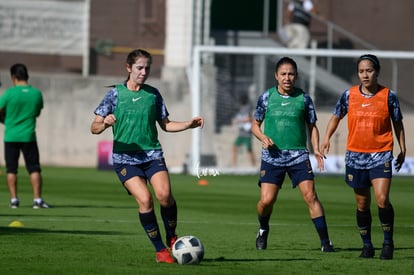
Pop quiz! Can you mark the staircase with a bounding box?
[211,30,352,109]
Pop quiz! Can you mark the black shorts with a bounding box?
[345,162,392,188]
[114,158,168,195]
[114,158,168,184]
[258,159,314,188]
[4,142,41,174]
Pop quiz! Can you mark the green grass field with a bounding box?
[0,167,413,274]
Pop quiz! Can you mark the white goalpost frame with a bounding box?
[190,45,414,175]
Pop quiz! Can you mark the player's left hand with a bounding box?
[394,151,406,172]
[188,116,204,129]
[314,151,325,171]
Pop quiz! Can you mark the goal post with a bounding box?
[188,45,414,176]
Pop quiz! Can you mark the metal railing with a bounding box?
[275,0,399,90]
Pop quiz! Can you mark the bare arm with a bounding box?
[251,119,274,149]
[320,115,341,157]
[392,120,406,171]
[308,123,324,171]
[158,116,204,132]
[90,114,116,135]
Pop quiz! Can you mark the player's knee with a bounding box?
[138,197,154,210]
[156,192,173,206]
[302,191,317,205]
[259,196,276,208]
[376,195,389,209]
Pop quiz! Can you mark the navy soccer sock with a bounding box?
[161,201,177,241]
[378,204,394,244]
[139,210,165,252]
[356,209,372,246]
[258,214,270,231]
[312,216,330,245]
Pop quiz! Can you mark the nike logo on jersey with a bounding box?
[132,97,142,102]
[281,102,290,106]
[362,103,371,107]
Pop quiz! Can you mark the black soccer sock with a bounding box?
[161,201,177,241]
[312,216,330,244]
[258,214,270,231]
[379,204,394,244]
[139,210,165,252]
[356,209,372,246]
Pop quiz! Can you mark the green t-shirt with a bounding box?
[0,84,43,142]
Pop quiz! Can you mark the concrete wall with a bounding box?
[1,71,412,169]
[0,71,193,168]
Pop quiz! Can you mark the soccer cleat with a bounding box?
[380,243,394,260]
[156,248,175,263]
[256,228,269,250]
[359,244,375,258]
[167,235,178,249]
[321,241,335,252]
[33,200,50,209]
[10,200,19,209]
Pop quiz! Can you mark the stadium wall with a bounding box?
[0,70,193,169]
[0,71,413,172]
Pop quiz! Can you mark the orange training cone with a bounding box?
[198,179,208,186]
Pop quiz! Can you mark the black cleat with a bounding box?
[359,244,375,258]
[321,241,335,252]
[10,200,19,209]
[33,200,50,209]
[256,229,268,250]
[380,243,394,260]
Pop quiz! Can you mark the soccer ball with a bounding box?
[172,235,204,265]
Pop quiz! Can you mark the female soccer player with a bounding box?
[91,49,204,263]
[320,54,406,260]
[252,56,334,253]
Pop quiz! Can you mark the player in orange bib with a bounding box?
[321,54,406,260]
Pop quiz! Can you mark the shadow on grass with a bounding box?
[50,204,136,209]
[203,247,414,262]
[1,213,92,218]
[336,247,414,253]
[0,226,130,236]
[321,246,414,260]
[1,205,136,209]
[203,256,317,262]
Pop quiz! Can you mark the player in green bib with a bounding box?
[251,57,334,252]
[0,63,49,209]
[91,49,204,264]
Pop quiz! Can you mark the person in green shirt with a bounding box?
[0,63,49,209]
